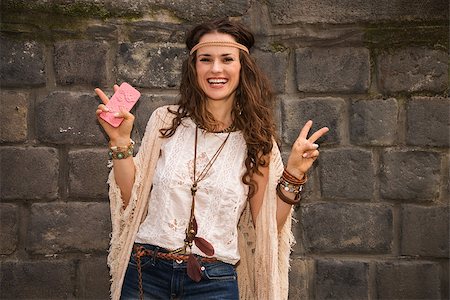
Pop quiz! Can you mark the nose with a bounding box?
[211,59,223,73]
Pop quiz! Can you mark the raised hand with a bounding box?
[285,120,329,179]
[95,84,135,145]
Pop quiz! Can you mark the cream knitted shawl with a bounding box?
[107,105,294,300]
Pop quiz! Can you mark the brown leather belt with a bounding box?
[133,244,217,263]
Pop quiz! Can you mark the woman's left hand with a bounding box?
[285,120,329,179]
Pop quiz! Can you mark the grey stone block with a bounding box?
[0,37,45,87]
[135,94,179,138]
[0,204,19,255]
[0,90,28,142]
[281,96,345,146]
[377,47,448,93]
[0,259,75,299]
[28,202,111,254]
[315,259,369,300]
[406,97,450,147]
[350,98,398,146]
[128,21,189,43]
[375,261,441,299]
[68,149,110,198]
[266,0,448,24]
[54,40,109,86]
[380,150,441,201]
[117,42,187,89]
[319,149,374,200]
[289,258,313,300]
[78,256,110,299]
[401,205,449,258]
[253,49,289,94]
[0,147,59,200]
[300,203,393,254]
[295,47,370,93]
[36,91,108,145]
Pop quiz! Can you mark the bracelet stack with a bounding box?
[276,169,307,205]
[108,139,135,161]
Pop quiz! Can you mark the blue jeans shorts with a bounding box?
[120,243,239,300]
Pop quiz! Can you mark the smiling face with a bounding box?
[195,32,242,105]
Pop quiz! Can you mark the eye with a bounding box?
[199,57,211,62]
[223,57,234,63]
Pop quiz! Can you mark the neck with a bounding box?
[205,99,234,130]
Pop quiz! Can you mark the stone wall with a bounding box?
[0,0,448,299]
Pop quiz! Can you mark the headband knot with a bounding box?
[189,41,249,55]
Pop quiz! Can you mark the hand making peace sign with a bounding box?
[286,120,329,178]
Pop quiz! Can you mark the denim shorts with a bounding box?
[120,244,239,300]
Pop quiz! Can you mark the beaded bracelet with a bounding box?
[278,177,303,194]
[276,183,301,205]
[108,140,135,160]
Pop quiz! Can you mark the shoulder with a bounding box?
[149,105,179,125]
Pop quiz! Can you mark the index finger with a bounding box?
[94,88,109,105]
[308,127,329,143]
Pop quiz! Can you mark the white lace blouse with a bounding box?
[135,118,249,264]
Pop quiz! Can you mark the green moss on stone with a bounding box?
[270,42,287,52]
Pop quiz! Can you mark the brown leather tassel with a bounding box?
[194,237,214,256]
[187,254,202,282]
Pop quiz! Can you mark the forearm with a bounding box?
[112,156,136,208]
[276,168,305,230]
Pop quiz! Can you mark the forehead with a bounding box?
[196,32,240,56]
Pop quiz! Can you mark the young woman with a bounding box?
[95,18,328,300]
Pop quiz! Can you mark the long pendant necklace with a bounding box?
[184,125,231,282]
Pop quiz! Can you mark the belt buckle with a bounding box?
[176,259,183,264]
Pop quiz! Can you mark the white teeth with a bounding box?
[208,79,227,84]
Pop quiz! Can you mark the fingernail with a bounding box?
[313,143,319,148]
[104,107,110,112]
[114,112,120,117]
[302,153,308,158]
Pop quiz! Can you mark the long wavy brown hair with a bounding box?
[160,18,276,199]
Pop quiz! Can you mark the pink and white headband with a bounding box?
[189,41,249,55]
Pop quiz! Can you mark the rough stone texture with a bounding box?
[0,259,76,299]
[117,42,187,89]
[319,149,374,200]
[135,94,179,137]
[0,90,28,142]
[406,97,450,147]
[296,47,370,93]
[288,258,312,300]
[127,21,188,43]
[28,202,111,254]
[54,40,109,86]
[380,150,441,201]
[314,259,369,300]
[281,97,345,145]
[266,0,449,24]
[68,149,110,199]
[0,147,59,200]
[2,0,251,21]
[36,92,108,145]
[253,48,289,94]
[401,205,449,258]
[375,261,441,299]
[0,204,19,255]
[377,47,448,94]
[0,36,45,87]
[300,203,393,254]
[350,98,398,146]
[78,256,110,299]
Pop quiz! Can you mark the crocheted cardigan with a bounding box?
[107,105,294,300]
